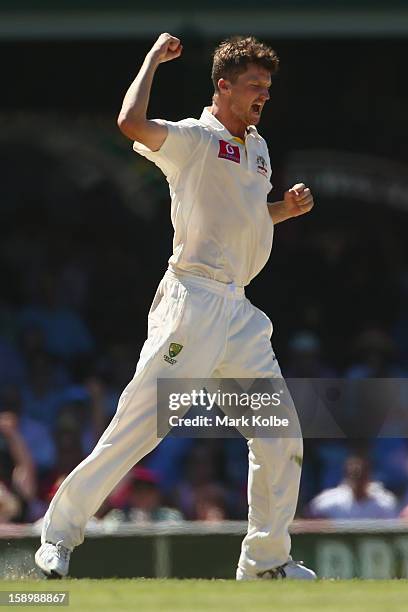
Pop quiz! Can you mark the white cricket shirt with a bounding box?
[309,482,398,520]
[133,107,274,287]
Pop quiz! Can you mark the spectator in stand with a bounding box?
[86,343,141,422]
[221,438,248,519]
[19,271,94,362]
[308,456,398,520]
[0,482,21,523]
[19,326,70,388]
[371,439,408,496]
[346,328,406,378]
[344,330,408,504]
[0,404,37,522]
[20,351,67,430]
[0,385,55,479]
[285,331,336,378]
[175,443,227,521]
[284,331,340,511]
[102,467,183,524]
[397,484,408,519]
[57,385,107,455]
[143,437,195,498]
[40,412,85,506]
[193,483,227,521]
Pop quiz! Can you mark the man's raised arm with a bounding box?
[117,33,183,151]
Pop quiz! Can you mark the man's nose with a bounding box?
[261,89,270,101]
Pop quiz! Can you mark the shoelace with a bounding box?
[257,560,304,579]
[55,541,70,562]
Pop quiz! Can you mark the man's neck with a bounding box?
[209,104,247,140]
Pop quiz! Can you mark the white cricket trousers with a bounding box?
[41,268,303,577]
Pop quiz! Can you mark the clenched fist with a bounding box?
[283,183,314,218]
[149,33,183,64]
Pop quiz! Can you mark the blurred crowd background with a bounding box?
[1,1,408,526]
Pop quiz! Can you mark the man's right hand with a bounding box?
[149,33,183,64]
[117,33,182,146]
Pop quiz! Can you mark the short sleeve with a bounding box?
[262,140,273,184]
[133,118,203,177]
[262,142,273,197]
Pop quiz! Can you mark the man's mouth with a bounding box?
[251,103,262,116]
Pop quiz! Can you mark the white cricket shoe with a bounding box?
[35,541,71,578]
[257,560,317,580]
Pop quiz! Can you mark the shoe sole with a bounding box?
[35,553,65,579]
[43,570,63,580]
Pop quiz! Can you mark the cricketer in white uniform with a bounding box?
[36,33,316,580]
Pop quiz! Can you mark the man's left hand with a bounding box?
[283,183,314,218]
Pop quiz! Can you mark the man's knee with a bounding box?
[250,436,303,463]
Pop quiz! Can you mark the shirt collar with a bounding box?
[200,106,260,142]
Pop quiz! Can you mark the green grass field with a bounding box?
[0,579,408,611]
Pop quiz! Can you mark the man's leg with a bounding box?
[218,298,314,579]
[41,371,167,550]
[38,273,228,561]
[237,435,303,578]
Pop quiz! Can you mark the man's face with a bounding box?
[345,458,370,498]
[223,63,272,127]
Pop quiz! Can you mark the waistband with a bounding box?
[164,268,245,299]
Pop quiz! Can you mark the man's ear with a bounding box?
[218,78,231,96]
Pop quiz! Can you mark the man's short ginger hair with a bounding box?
[212,36,279,92]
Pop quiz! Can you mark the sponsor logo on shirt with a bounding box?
[164,342,183,365]
[218,140,241,164]
[256,155,268,176]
